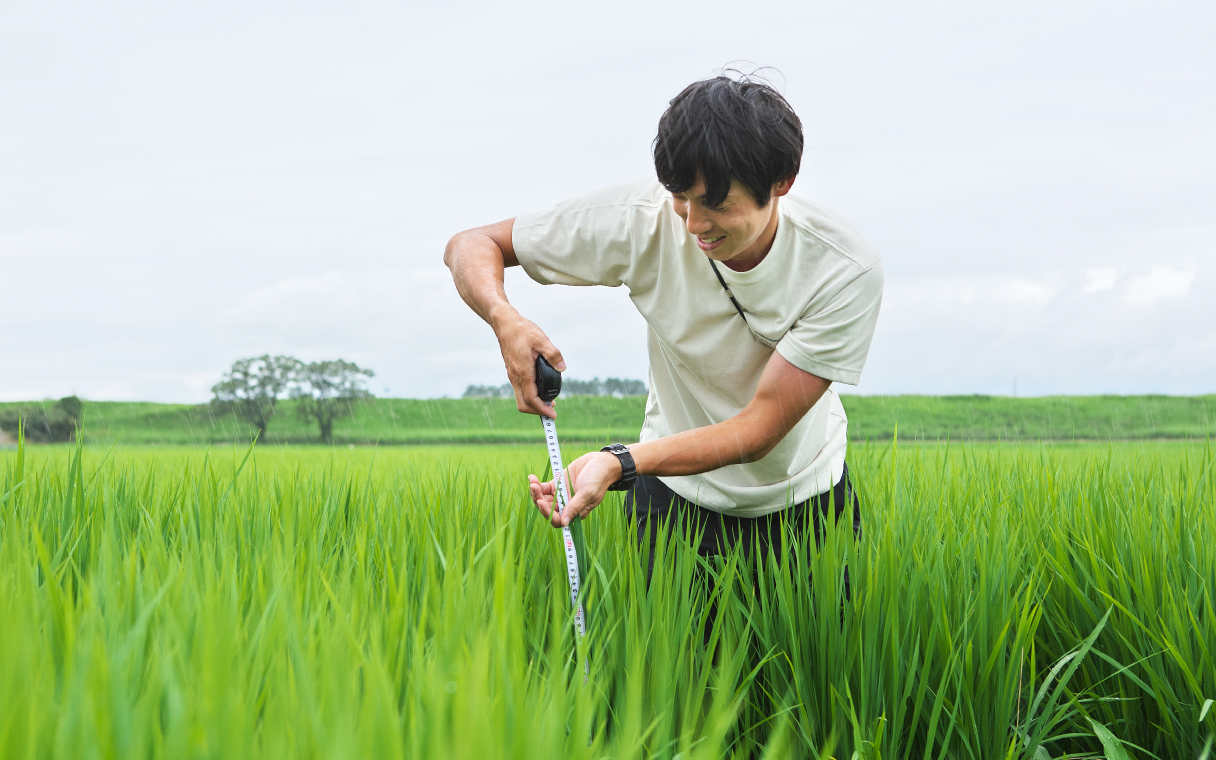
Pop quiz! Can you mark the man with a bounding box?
[444,74,883,568]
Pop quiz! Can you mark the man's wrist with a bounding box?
[600,444,636,491]
[488,302,521,334]
[601,451,623,482]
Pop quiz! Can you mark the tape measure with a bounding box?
[536,356,588,639]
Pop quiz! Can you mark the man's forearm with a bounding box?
[629,412,774,478]
[444,230,518,329]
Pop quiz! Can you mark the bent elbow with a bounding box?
[442,232,466,270]
[749,441,777,462]
[740,433,780,464]
[749,422,798,462]
[726,413,784,464]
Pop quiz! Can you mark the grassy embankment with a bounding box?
[3,394,1215,445]
[2,439,1213,757]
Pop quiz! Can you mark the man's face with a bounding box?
[670,175,792,270]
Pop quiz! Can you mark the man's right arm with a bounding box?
[443,218,567,418]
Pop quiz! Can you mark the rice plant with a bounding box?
[1,434,1213,758]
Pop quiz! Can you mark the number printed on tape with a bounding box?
[542,411,585,637]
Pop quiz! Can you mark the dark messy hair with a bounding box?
[653,71,803,208]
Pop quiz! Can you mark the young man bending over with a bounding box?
[444,74,883,569]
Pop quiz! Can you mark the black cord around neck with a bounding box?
[708,258,749,323]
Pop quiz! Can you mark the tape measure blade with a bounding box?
[542,412,585,636]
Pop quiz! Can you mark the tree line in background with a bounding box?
[463,376,647,399]
[211,355,374,444]
[0,396,83,443]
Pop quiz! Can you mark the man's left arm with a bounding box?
[529,351,830,527]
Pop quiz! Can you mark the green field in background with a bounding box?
[841,393,1216,441]
[3,439,1212,757]
[4,393,1215,445]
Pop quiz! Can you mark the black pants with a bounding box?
[625,464,862,582]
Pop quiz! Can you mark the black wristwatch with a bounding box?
[600,443,637,491]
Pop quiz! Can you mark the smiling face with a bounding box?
[671,174,794,272]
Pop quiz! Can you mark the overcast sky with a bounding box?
[2,0,1213,402]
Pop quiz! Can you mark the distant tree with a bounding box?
[561,378,602,396]
[602,377,647,397]
[557,377,649,397]
[462,383,513,398]
[210,355,301,443]
[0,396,83,443]
[292,360,374,444]
[55,396,84,425]
[462,378,647,398]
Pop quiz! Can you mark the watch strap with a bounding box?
[600,443,637,492]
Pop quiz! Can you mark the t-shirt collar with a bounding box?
[715,200,791,285]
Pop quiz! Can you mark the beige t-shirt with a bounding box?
[513,178,883,517]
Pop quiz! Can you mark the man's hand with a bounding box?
[528,450,623,528]
[493,309,566,419]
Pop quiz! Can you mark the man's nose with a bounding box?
[685,206,712,235]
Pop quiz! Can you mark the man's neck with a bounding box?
[721,204,780,273]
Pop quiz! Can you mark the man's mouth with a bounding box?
[697,235,726,251]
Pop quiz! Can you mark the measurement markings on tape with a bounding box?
[533,353,590,674]
[542,412,586,636]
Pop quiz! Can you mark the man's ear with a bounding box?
[772,175,796,199]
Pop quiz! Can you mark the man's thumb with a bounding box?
[559,493,582,525]
[542,346,566,373]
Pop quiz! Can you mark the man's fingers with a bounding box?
[534,491,555,520]
[509,361,556,418]
[512,386,554,418]
[528,475,555,496]
[520,358,539,402]
[528,475,555,519]
[528,394,556,419]
[524,396,554,419]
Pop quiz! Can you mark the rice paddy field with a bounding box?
[2,435,1214,758]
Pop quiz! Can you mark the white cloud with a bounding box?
[1083,268,1119,293]
[859,263,1216,395]
[887,273,1062,310]
[1124,267,1195,305]
[215,268,455,335]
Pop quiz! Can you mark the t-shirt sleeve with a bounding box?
[775,261,884,386]
[512,183,645,288]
